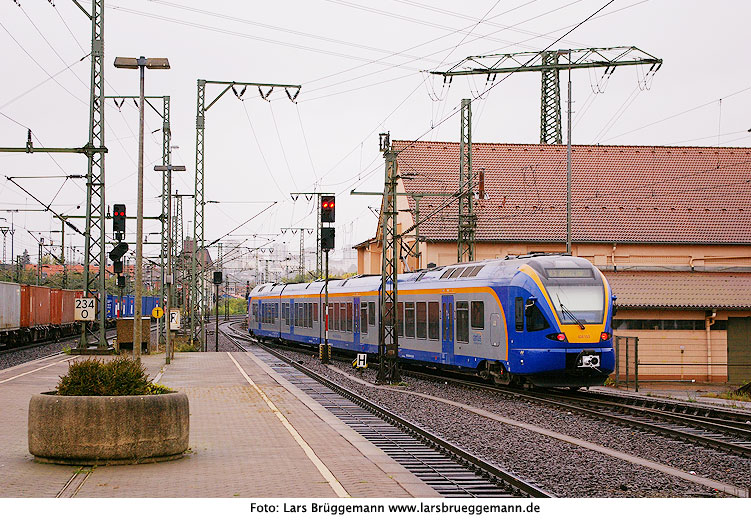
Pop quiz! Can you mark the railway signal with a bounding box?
[321,196,335,223]
[321,227,335,251]
[113,204,126,239]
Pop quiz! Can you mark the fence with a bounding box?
[613,335,639,392]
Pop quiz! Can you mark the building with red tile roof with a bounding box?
[356,141,751,384]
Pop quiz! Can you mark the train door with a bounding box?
[353,297,361,349]
[441,295,454,364]
[289,299,295,336]
[490,313,501,347]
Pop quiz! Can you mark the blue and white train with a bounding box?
[247,254,616,388]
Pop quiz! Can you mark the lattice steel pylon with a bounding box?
[540,52,562,145]
[80,0,107,350]
[159,96,171,342]
[173,192,184,308]
[192,79,206,349]
[457,99,476,262]
[377,132,400,384]
[431,47,663,145]
[192,80,301,350]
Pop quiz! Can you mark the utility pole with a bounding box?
[351,190,456,270]
[0,1,109,349]
[280,228,313,280]
[155,164,186,364]
[192,80,301,351]
[106,94,171,341]
[457,99,475,263]
[0,227,8,264]
[431,46,662,145]
[377,133,400,384]
[566,52,573,254]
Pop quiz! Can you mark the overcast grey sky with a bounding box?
[1,0,749,271]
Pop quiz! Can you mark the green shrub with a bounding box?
[176,342,199,352]
[56,357,171,396]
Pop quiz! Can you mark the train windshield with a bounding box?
[537,265,606,324]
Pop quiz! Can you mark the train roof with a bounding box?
[249,254,597,296]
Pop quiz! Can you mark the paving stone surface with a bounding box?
[0,342,437,498]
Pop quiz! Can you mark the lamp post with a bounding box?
[114,56,170,362]
[154,164,186,364]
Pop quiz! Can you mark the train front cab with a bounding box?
[507,258,615,388]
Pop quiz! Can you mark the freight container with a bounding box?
[20,285,52,328]
[0,281,21,332]
[51,289,83,325]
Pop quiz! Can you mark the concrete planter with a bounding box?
[28,392,189,465]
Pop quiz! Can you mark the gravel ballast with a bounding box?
[262,342,749,498]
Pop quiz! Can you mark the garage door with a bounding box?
[727,317,751,384]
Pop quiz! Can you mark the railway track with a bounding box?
[404,369,751,459]
[221,322,552,498]
[245,332,751,460]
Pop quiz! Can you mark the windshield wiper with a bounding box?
[556,295,585,330]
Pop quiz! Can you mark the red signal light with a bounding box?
[556,333,566,341]
[600,332,611,341]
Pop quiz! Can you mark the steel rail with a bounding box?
[404,369,751,459]
[223,323,552,498]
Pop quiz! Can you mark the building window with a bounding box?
[416,301,427,339]
[471,301,484,330]
[405,302,415,338]
[456,301,469,343]
[612,319,727,331]
[428,301,439,340]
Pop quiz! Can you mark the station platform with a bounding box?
[0,351,439,498]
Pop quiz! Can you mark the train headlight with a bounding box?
[600,332,611,341]
[546,332,567,342]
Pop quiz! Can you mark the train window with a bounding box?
[515,297,524,332]
[428,301,441,340]
[368,302,375,326]
[252,303,257,318]
[449,268,463,279]
[526,303,549,332]
[428,302,439,340]
[305,303,311,328]
[333,303,339,331]
[456,301,469,343]
[397,302,404,336]
[313,303,318,323]
[340,303,347,332]
[440,269,454,279]
[416,302,427,339]
[385,301,394,327]
[361,304,368,334]
[469,265,484,277]
[460,266,474,277]
[346,302,353,332]
[328,304,334,330]
[405,302,416,338]
[471,301,484,330]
